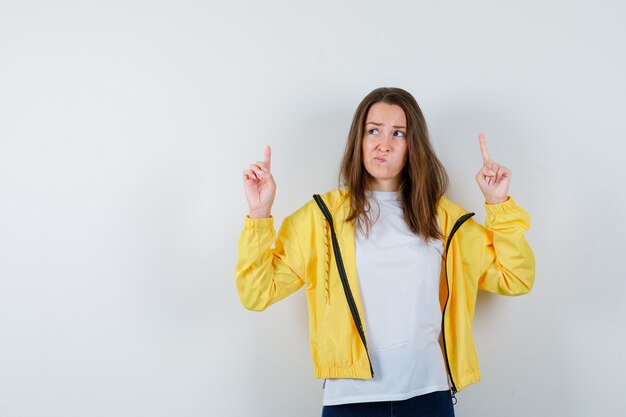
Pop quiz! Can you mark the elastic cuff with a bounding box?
[484,196,518,214]
[244,215,274,231]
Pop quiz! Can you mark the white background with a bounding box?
[1,1,624,416]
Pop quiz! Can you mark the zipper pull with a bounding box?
[451,388,458,405]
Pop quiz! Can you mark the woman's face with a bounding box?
[361,102,408,191]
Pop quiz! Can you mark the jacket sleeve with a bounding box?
[235,214,306,311]
[476,196,536,296]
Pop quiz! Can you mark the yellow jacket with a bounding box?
[235,189,535,392]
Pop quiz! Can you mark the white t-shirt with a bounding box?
[322,191,450,406]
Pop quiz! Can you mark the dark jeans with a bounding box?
[321,390,455,417]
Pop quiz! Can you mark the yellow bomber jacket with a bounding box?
[235,189,535,392]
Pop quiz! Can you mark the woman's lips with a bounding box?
[374,157,386,162]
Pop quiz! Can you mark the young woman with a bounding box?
[236,87,535,417]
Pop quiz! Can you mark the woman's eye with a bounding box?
[369,128,379,135]
[394,130,405,137]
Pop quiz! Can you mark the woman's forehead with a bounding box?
[366,102,406,126]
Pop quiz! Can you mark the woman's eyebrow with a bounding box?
[365,121,406,129]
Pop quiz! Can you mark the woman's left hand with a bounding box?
[475,133,511,205]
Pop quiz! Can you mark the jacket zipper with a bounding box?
[441,212,475,397]
[313,194,374,378]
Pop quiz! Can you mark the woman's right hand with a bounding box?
[242,145,276,218]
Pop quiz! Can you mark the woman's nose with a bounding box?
[377,135,392,151]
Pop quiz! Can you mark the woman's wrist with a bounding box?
[485,196,509,205]
[248,210,272,219]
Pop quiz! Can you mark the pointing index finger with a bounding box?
[479,132,490,162]
[264,145,271,172]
